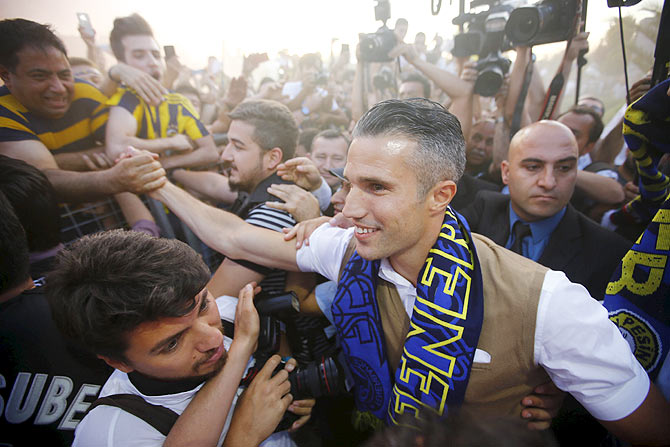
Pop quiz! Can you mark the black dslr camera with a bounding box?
[452,0,578,96]
[452,0,514,97]
[505,0,579,47]
[359,0,397,63]
[243,291,347,431]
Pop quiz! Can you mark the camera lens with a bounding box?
[506,7,541,45]
[475,66,504,97]
[289,356,342,400]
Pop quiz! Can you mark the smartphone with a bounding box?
[77,12,93,36]
[164,45,176,59]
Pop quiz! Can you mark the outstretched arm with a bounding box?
[151,181,300,272]
[599,381,670,445]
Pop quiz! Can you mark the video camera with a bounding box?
[452,0,579,96]
[243,291,347,431]
[359,0,397,63]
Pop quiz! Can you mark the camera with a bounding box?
[452,0,513,96]
[452,0,578,96]
[239,292,347,431]
[475,52,512,97]
[360,26,397,63]
[359,0,397,63]
[505,0,579,46]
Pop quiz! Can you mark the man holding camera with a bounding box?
[151,98,670,445]
[47,229,313,446]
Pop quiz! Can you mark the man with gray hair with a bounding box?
[151,98,670,445]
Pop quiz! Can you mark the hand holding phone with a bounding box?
[77,13,94,39]
[164,45,176,59]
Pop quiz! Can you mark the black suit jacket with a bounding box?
[460,190,632,300]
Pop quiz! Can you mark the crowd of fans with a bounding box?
[0,7,669,447]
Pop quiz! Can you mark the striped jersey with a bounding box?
[245,203,296,294]
[0,80,108,154]
[107,88,208,140]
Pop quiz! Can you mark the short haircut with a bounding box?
[109,13,154,62]
[229,99,299,161]
[0,19,67,72]
[353,98,465,198]
[0,155,61,252]
[395,18,408,27]
[312,129,351,151]
[298,127,320,153]
[0,191,30,294]
[46,230,210,362]
[68,56,98,69]
[401,72,431,98]
[578,95,605,116]
[559,105,604,144]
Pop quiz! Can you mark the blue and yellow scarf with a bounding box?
[332,207,484,428]
[604,78,670,381]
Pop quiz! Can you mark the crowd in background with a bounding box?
[1,5,669,447]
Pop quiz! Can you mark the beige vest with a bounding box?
[338,233,550,419]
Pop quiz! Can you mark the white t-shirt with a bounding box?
[72,298,294,447]
[296,223,650,422]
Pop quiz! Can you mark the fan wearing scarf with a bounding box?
[152,98,670,445]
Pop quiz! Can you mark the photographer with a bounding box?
[46,229,313,446]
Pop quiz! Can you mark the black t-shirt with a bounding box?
[0,284,112,446]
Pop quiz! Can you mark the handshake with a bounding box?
[104,146,168,195]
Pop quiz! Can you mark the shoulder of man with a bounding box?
[0,85,39,142]
[74,404,167,446]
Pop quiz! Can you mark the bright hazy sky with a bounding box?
[0,0,653,73]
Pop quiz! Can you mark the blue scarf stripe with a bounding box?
[604,78,670,381]
[333,208,484,427]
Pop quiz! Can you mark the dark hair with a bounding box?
[0,19,67,72]
[401,72,431,99]
[109,13,154,62]
[0,155,61,252]
[578,95,605,116]
[312,129,351,150]
[559,105,604,144]
[46,230,210,362]
[229,99,299,161]
[353,98,465,197]
[298,127,320,153]
[0,191,30,293]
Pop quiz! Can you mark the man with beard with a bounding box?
[104,14,218,171]
[208,99,330,300]
[47,230,312,446]
[151,99,670,445]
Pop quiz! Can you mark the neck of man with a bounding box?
[389,215,445,287]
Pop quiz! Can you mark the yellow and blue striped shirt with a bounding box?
[107,88,208,141]
[0,80,108,154]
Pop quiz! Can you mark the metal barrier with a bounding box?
[59,195,224,273]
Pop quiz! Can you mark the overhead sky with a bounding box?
[0,0,655,73]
